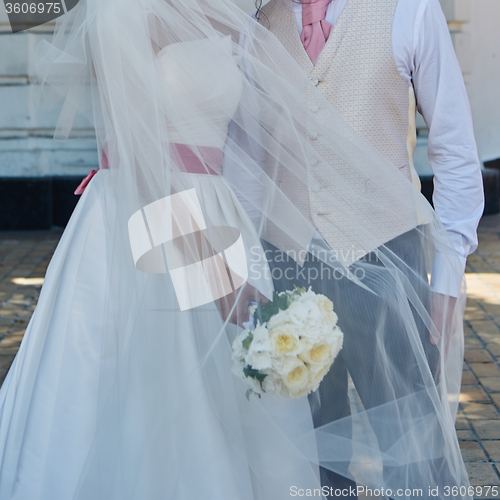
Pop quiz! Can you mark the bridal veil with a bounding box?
[0,0,470,497]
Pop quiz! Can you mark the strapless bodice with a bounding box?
[156,36,243,150]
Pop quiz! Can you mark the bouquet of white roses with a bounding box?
[231,286,343,399]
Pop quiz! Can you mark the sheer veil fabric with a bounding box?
[0,0,470,498]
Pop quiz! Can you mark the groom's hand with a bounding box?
[429,292,458,355]
[218,283,269,326]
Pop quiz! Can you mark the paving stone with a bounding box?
[461,385,491,403]
[472,420,500,439]
[466,463,500,486]
[471,332,500,348]
[482,441,500,461]
[471,320,500,335]
[489,344,500,357]
[458,429,478,441]
[17,311,33,322]
[0,310,19,317]
[0,348,20,356]
[0,332,23,350]
[483,304,500,317]
[491,394,500,408]
[0,355,15,371]
[466,351,496,363]
[5,299,30,307]
[471,364,500,378]
[460,441,489,461]
[457,414,471,429]
[465,325,477,337]
[463,403,500,420]
[478,332,500,345]
[479,377,500,392]
[466,337,484,349]
[464,371,480,384]
[0,316,14,327]
[466,308,489,321]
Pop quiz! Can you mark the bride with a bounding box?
[0,0,471,498]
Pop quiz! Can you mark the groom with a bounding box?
[221,0,484,493]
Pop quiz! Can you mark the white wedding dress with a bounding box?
[0,37,321,500]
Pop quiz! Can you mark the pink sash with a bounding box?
[75,143,223,195]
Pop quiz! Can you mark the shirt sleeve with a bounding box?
[411,0,484,297]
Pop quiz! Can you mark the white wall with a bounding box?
[466,0,500,163]
[1,0,498,179]
[415,0,500,175]
[0,3,97,177]
[414,0,473,176]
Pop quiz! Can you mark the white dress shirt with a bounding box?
[226,0,484,297]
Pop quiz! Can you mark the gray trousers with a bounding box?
[262,229,441,496]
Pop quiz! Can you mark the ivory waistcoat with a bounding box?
[257,0,422,263]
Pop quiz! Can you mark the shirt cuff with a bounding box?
[430,251,467,298]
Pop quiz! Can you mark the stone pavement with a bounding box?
[2,217,500,494]
[460,213,500,494]
[0,231,61,382]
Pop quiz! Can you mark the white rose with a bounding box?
[313,294,338,326]
[286,301,310,325]
[298,303,338,342]
[285,385,311,399]
[236,364,265,395]
[299,340,331,369]
[245,324,273,370]
[248,324,272,353]
[267,309,289,330]
[246,350,273,371]
[280,358,310,394]
[262,371,282,396]
[298,318,327,342]
[326,326,344,359]
[288,299,320,335]
[308,363,331,392]
[231,331,249,362]
[269,324,303,357]
[246,376,264,395]
[296,288,316,302]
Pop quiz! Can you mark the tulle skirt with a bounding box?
[0,171,322,500]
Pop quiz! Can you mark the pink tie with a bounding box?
[300,0,333,65]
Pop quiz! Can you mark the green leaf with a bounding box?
[253,292,290,325]
[253,298,276,324]
[242,332,253,351]
[253,299,266,325]
[243,365,268,383]
[252,287,306,326]
[275,292,289,311]
[292,284,307,297]
[245,389,262,400]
